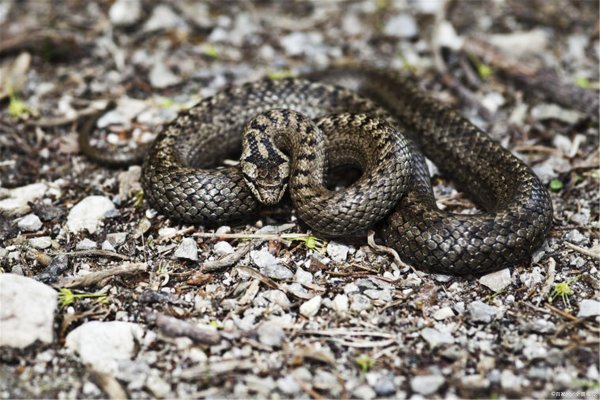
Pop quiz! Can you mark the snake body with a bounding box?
[87,68,553,275]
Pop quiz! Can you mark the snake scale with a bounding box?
[82,67,553,275]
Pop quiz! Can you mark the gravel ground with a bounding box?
[0,1,599,399]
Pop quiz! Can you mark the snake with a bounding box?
[81,67,553,275]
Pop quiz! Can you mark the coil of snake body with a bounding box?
[81,67,553,275]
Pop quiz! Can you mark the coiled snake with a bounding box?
[81,67,553,275]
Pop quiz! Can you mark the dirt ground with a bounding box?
[0,1,598,399]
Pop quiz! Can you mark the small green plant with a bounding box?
[203,44,219,59]
[574,76,590,89]
[355,354,374,373]
[58,288,108,309]
[549,275,581,308]
[289,235,327,254]
[549,179,563,192]
[267,69,295,80]
[133,190,145,208]
[208,320,223,330]
[468,54,493,80]
[8,92,30,119]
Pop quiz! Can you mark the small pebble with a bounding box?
[332,294,349,316]
[299,295,322,318]
[577,299,600,318]
[433,306,455,320]
[214,241,234,256]
[384,14,417,38]
[326,241,349,262]
[109,0,141,27]
[76,238,97,250]
[29,236,52,250]
[468,301,499,323]
[67,196,116,234]
[410,375,445,395]
[420,327,454,347]
[106,232,127,247]
[257,321,285,347]
[479,268,512,292]
[174,238,198,261]
[18,214,42,232]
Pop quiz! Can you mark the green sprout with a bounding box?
[133,190,145,208]
[267,69,295,80]
[8,92,30,119]
[549,179,563,192]
[355,354,374,373]
[574,77,590,89]
[483,289,508,302]
[289,235,327,254]
[208,320,223,330]
[58,288,108,309]
[549,275,581,309]
[468,54,493,80]
[203,44,219,59]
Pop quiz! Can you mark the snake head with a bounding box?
[240,137,290,205]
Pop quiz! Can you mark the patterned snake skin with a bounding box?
[82,68,553,275]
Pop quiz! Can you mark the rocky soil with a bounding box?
[0,1,598,399]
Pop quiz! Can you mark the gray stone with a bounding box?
[257,321,285,347]
[364,289,392,302]
[433,306,455,320]
[18,213,42,232]
[101,241,115,251]
[76,238,97,250]
[66,321,144,375]
[420,327,454,347]
[0,274,57,348]
[577,299,600,318]
[353,384,376,400]
[0,183,47,214]
[332,294,349,316]
[29,236,52,249]
[263,290,291,309]
[251,250,292,280]
[410,375,445,395]
[468,301,499,323]
[350,293,372,312]
[67,196,116,234]
[565,229,587,245]
[479,268,512,292]
[277,375,301,395]
[214,241,234,256]
[106,232,128,247]
[294,267,313,284]
[299,296,322,318]
[149,62,181,89]
[384,14,418,38]
[174,238,198,261]
[143,5,184,32]
[460,374,490,390]
[326,241,349,262]
[531,103,584,124]
[109,0,141,27]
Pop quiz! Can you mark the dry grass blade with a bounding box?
[57,262,146,288]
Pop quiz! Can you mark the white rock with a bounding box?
[364,289,392,302]
[565,229,587,245]
[435,21,463,50]
[149,62,181,89]
[76,238,97,250]
[214,241,234,256]
[143,5,183,32]
[106,232,127,247]
[479,268,512,292]
[577,299,600,318]
[488,29,548,56]
[501,369,523,389]
[410,375,445,395]
[257,321,285,347]
[18,213,42,232]
[29,236,52,249]
[332,294,349,316]
[468,301,499,323]
[277,375,301,395]
[384,14,417,38]
[531,103,584,125]
[101,241,115,252]
[263,290,291,309]
[342,14,362,36]
[353,384,376,400]
[460,374,490,390]
[420,327,454,347]
[326,241,349,262]
[294,267,313,284]
[97,97,147,129]
[0,274,57,348]
[66,321,144,375]
[174,238,198,261]
[67,196,116,234]
[433,306,455,320]
[350,293,372,312]
[0,182,47,214]
[300,296,322,318]
[109,0,141,27]
[251,250,292,280]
